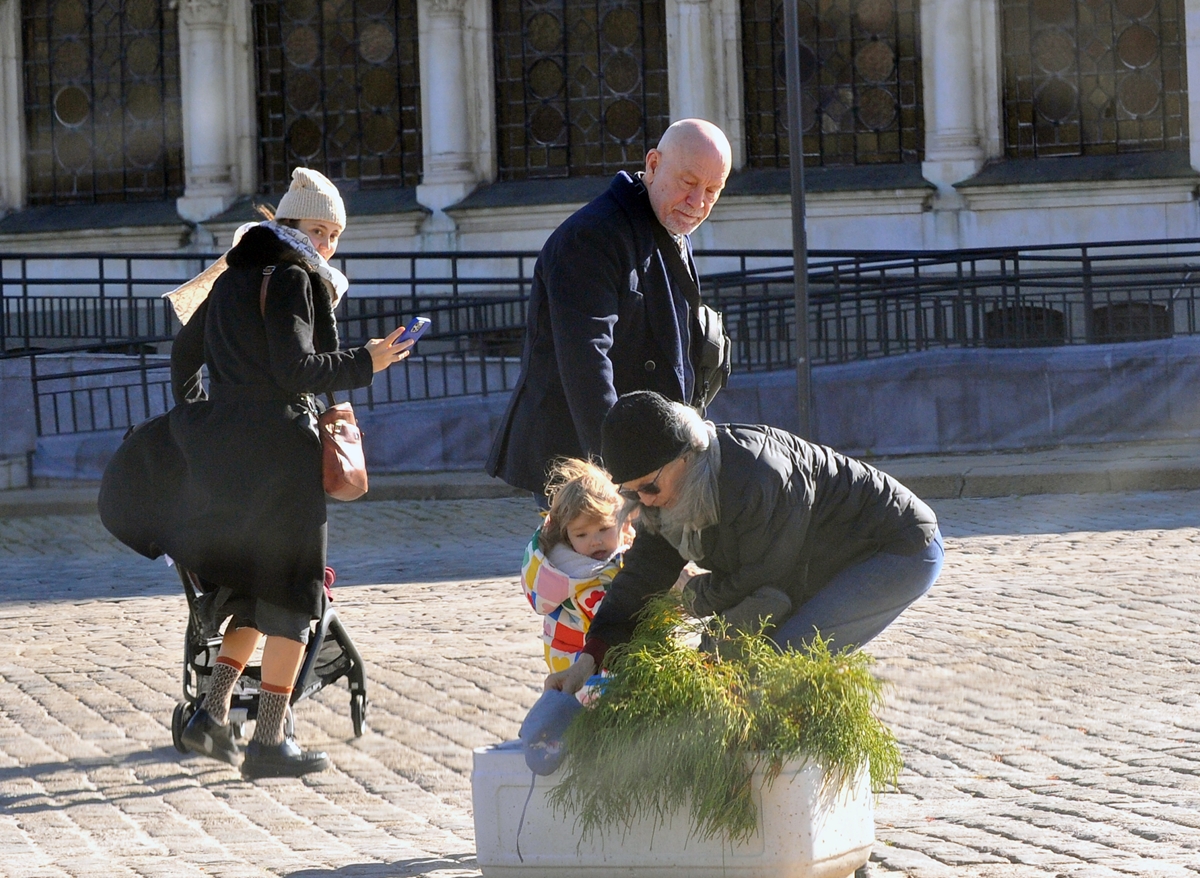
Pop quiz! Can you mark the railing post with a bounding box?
[140,348,151,421]
[29,352,42,437]
[955,257,966,346]
[783,0,811,438]
[912,255,923,351]
[98,257,108,347]
[1081,246,1094,343]
[126,256,135,340]
[21,256,29,351]
[0,259,6,353]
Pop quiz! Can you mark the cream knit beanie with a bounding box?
[274,167,346,229]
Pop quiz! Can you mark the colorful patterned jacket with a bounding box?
[521,527,620,672]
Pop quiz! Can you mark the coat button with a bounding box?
[644,360,656,371]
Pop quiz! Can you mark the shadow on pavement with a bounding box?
[287,855,479,877]
[0,746,256,813]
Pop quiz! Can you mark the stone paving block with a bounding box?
[2,494,1200,876]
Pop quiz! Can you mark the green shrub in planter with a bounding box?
[550,595,903,844]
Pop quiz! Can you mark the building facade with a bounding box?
[1,0,1199,255]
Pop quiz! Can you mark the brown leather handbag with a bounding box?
[260,266,368,501]
[318,399,368,501]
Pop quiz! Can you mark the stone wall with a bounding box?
[712,336,1200,456]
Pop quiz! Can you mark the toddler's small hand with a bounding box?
[545,654,595,694]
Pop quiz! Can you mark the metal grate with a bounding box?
[22,0,184,204]
[1001,0,1189,157]
[493,0,670,180]
[741,0,924,167]
[252,0,422,192]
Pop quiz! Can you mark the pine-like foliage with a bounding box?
[550,595,903,843]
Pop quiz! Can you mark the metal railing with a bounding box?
[701,241,1200,369]
[0,250,541,353]
[9,240,1200,436]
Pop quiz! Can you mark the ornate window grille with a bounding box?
[493,0,670,180]
[1002,0,1188,157]
[22,0,184,204]
[741,0,923,167]
[252,0,422,193]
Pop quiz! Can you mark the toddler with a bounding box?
[521,458,633,672]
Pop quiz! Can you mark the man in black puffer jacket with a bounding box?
[545,391,943,694]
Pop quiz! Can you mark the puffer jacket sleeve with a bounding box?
[262,264,375,394]
[685,473,811,616]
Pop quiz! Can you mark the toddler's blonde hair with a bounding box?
[541,458,622,553]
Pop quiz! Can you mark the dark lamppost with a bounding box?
[782,0,811,438]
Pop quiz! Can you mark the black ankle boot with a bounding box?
[241,738,330,779]
[181,707,241,766]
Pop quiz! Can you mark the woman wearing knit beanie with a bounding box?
[546,390,945,696]
[102,168,419,778]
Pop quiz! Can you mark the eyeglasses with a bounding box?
[619,463,668,502]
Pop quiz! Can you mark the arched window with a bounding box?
[22,0,184,204]
[252,0,422,192]
[493,0,670,180]
[1002,0,1187,157]
[741,0,923,167]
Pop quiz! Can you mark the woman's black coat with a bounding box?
[99,226,374,617]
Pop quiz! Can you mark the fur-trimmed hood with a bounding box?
[226,225,341,354]
[226,224,320,273]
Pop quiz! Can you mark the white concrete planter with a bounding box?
[472,741,874,878]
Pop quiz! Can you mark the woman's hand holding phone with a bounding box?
[365,316,430,373]
[402,316,431,342]
[366,325,415,373]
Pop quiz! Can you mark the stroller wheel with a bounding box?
[351,693,368,737]
[172,702,194,754]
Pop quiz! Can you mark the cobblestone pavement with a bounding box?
[0,491,1197,877]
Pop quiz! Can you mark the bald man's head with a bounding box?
[643,119,732,236]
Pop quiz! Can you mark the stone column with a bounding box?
[668,0,717,121]
[1186,0,1200,171]
[176,0,238,222]
[0,0,25,215]
[920,0,986,193]
[417,0,479,215]
[665,0,744,168]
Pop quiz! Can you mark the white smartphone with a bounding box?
[403,316,431,342]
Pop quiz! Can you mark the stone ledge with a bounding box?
[7,445,1200,517]
[0,473,524,518]
[957,151,1199,189]
[206,188,426,226]
[448,165,935,214]
[874,440,1200,499]
[723,164,934,196]
[447,176,612,212]
[0,200,187,235]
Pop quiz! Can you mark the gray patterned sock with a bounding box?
[253,687,290,747]
[205,659,243,725]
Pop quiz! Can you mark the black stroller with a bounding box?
[169,564,369,754]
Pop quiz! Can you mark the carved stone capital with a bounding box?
[425,0,466,17]
[179,0,229,27]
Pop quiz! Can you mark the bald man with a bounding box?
[487,119,733,499]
